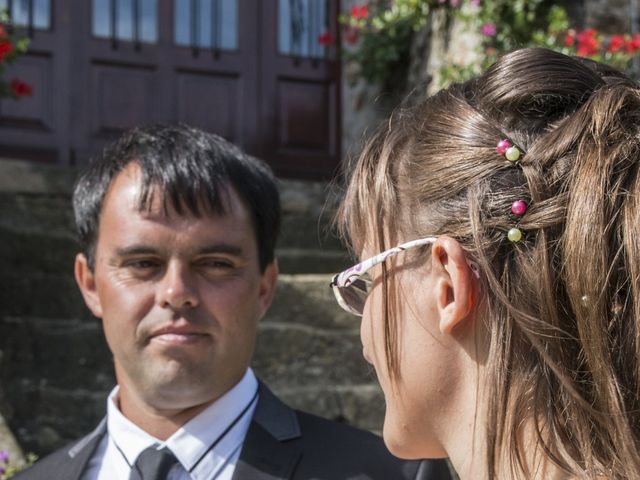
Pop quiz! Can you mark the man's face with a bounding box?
[75,163,277,414]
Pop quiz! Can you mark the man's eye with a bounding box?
[126,259,160,269]
[196,259,235,270]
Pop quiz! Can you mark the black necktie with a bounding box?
[129,446,179,480]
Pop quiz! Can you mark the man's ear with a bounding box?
[257,258,279,318]
[431,236,477,335]
[74,253,103,318]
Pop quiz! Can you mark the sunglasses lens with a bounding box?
[333,275,371,316]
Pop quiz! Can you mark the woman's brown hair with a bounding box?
[338,48,640,478]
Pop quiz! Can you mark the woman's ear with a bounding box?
[430,236,477,335]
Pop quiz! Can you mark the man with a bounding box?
[15,125,451,480]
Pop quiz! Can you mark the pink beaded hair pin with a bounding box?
[496,139,526,243]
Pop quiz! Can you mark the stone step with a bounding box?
[276,248,350,274]
[0,227,79,275]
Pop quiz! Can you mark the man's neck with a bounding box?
[117,387,219,440]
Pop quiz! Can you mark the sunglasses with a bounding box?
[330,237,480,316]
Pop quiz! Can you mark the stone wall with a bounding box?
[0,159,381,459]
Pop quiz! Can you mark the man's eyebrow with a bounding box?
[115,246,159,257]
[198,244,244,256]
[113,243,245,257]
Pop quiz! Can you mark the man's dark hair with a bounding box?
[73,124,280,272]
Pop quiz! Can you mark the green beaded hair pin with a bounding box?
[496,139,525,243]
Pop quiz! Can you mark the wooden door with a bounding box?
[72,0,260,162]
[259,0,341,179]
[0,0,341,179]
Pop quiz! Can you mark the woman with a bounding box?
[331,48,640,479]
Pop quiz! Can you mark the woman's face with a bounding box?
[360,241,466,460]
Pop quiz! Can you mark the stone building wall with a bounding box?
[0,159,377,460]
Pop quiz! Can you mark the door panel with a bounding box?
[176,71,242,142]
[92,63,160,134]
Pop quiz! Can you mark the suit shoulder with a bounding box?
[295,410,385,445]
[293,411,452,480]
[11,445,74,480]
[11,421,105,480]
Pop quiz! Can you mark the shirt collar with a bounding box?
[107,368,259,475]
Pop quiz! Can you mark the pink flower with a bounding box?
[350,5,368,20]
[470,0,481,6]
[317,32,334,46]
[449,0,460,6]
[481,23,496,37]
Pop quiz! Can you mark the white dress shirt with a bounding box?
[81,369,259,480]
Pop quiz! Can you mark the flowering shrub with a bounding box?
[443,1,640,85]
[0,9,32,99]
[0,450,37,479]
[338,0,444,91]
[338,1,640,93]
[562,29,640,70]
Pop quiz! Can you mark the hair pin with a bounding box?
[496,139,521,163]
[507,199,527,243]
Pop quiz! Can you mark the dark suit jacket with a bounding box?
[14,383,452,479]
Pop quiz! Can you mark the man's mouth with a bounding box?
[148,324,210,345]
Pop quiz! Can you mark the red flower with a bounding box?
[0,40,13,62]
[576,29,599,56]
[608,34,625,53]
[625,33,640,54]
[350,5,368,20]
[343,25,360,45]
[10,78,33,97]
[317,32,334,46]
[564,30,575,47]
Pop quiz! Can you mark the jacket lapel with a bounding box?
[232,383,302,480]
[64,418,107,480]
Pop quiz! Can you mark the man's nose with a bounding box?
[157,261,199,309]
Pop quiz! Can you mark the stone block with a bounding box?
[279,212,344,251]
[276,248,351,274]
[0,159,78,195]
[0,274,88,319]
[0,194,75,238]
[274,385,385,433]
[253,323,373,390]
[0,228,79,274]
[0,317,113,391]
[10,387,108,454]
[265,274,359,330]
